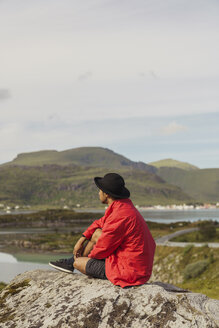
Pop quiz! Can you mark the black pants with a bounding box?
[85,258,107,280]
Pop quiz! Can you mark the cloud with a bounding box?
[160,121,187,136]
[77,71,93,81]
[149,70,158,79]
[0,89,10,100]
[0,112,218,168]
[139,70,159,79]
[0,1,219,168]
[0,1,219,121]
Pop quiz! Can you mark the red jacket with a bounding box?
[83,199,156,288]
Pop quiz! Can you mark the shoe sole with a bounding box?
[49,262,74,274]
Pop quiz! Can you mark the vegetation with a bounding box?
[0,282,7,292]
[0,280,30,323]
[0,219,194,254]
[150,158,199,171]
[0,208,198,230]
[1,146,219,204]
[199,221,217,240]
[156,166,219,202]
[0,214,202,259]
[171,222,219,242]
[2,280,30,298]
[0,213,218,299]
[0,209,102,228]
[2,147,155,172]
[0,164,191,207]
[183,260,209,279]
[4,232,83,253]
[183,244,194,255]
[153,245,219,299]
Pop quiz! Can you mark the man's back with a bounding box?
[50,173,156,287]
[85,199,156,287]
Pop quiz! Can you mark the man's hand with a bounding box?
[73,236,87,259]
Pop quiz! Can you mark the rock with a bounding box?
[0,270,218,328]
[22,240,33,248]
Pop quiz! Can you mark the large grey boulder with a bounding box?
[0,270,218,328]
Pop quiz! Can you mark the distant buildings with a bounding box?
[137,203,218,210]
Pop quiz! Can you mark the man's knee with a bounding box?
[91,228,102,243]
[74,257,89,274]
[73,257,80,270]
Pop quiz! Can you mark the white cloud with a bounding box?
[0,89,10,100]
[0,123,25,162]
[160,122,187,136]
[0,1,219,167]
[77,71,93,81]
[0,112,218,169]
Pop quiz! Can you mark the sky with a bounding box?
[0,0,219,168]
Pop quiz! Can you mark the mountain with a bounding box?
[156,167,219,203]
[0,165,192,207]
[0,147,192,207]
[3,147,156,173]
[148,159,219,202]
[150,159,199,171]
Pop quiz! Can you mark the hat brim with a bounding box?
[94,177,130,199]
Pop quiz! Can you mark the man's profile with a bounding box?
[49,173,156,288]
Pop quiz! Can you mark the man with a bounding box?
[49,173,156,288]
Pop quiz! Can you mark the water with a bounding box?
[140,209,219,224]
[1,208,219,224]
[0,252,80,284]
[0,226,88,235]
[75,208,219,224]
[0,210,36,216]
[0,252,52,283]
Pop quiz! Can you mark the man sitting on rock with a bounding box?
[49,173,156,288]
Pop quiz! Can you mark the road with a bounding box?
[155,227,219,248]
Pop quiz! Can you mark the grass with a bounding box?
[2,147,155,176]
[2,280,30,298]
[3,229,170,254]
[0,160,192,207]
[183,260,209,279]
[0,279,30,323]
[157,166,219,202]
[0,217,200,255]
[0,282,7,291]
[150,158,198,171]
[147,220,199,239]
[171,228,219,243]
[1,232,82,254]
[13,252,74,264]
[25,232,82,252]
[2,224,182,254]
[183,244,194,255]
[0,209,102,228]
[152,245,219,299]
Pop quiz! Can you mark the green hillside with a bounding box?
[3,147,155,173]
[150,158,199,171]
[157,167,219,203]
[0,165,192,207]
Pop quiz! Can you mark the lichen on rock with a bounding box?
[0,270,218,328]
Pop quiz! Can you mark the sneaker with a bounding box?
[49,256,74,273]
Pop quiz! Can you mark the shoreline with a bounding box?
[1,206,219,216]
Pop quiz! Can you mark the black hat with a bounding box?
[94,173,130,199]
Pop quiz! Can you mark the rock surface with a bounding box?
[0,270,219,328]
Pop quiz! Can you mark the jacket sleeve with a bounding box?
[82,215,106,240]
[88,216,126,259]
